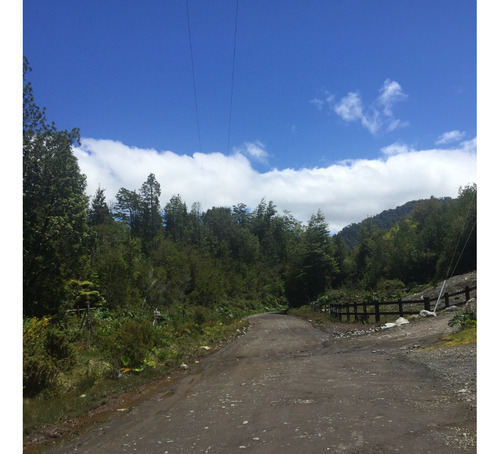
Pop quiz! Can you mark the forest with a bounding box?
[23,57,476,410]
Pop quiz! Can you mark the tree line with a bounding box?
[23,57,477,320]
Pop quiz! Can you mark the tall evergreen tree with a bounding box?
[140,173,163,245]
[164,194,188,242]
[23,58,89,316]
[88,186,113,226]
[114,187,142,236]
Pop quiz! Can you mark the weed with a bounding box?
[440,326,476,347]
[448,311,476,329]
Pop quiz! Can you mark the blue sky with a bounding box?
[21,0,478,232]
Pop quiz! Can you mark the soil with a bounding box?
[25,273,477,453]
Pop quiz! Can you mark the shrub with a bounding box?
[448,311,476,329]
[44,327,76,371]
[23,354,60,398]
[193,306,207,331]
[23,317,76,397]
[101,318,160,369]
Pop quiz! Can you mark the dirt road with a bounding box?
[46,312,476,453]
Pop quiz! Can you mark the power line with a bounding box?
[185,0,240,208]
[226,0,239,155]
[445,187,477,280]
[433,187,477,312]
[225,0,239,202]
[185,0,206,207]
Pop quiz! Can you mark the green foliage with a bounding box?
[23,317,77,397]
[23,58,89,317]
[24,58,478,437]
[285,210,339,307]
[332,186,476,292]
[448,311,477,329]
[88,185,114,226]
[100,318,160,369]
[65,279,106,310]
[374,278,407,300]
[164,194,189,242]
[336,200,424,249]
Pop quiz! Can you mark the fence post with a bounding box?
[424,297,430,312]
[363,301,368,323]
[444,292,449,308]
[346,302,351,322]
[465,286,470,301]
[375,301,380,323]
[398,298,403,317]
[353,301,359,321]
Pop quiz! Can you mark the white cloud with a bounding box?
[334,92,364,121]
[74,137,476,234]
[436,130,466,144]
[377,79,408,116]
[310,91,335,111]
[319,80,408,135]
[381,142,412,156]
[234,140,270,164]
[310,97,325,110]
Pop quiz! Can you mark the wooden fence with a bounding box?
[326,286,475,323]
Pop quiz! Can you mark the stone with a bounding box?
[419,310,436,317]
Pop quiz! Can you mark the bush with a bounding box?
[448,312,476,329]
[44,327,76,371]
[101,318,160,369]
[23,354,60,398]
[23,317,77,397]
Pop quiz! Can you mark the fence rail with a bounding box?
[327,286,475,323]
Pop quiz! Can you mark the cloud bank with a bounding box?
[74,137,476,234]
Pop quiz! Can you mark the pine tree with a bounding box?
[23,58,89,316]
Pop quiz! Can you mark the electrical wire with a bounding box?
[185,0,206,207]
[224,0,239,203]
[226,0,239,156]
[445,187,477,280]
[185,0,239,208]
[433,187,477,312]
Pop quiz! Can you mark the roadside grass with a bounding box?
[440,325,477,347]
[23,315,250,439]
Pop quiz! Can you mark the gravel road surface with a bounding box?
[45,311,476,453]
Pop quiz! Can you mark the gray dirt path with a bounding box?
[45,312,476,454]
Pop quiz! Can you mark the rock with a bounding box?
[200,346,211,351]
[180,363,189,370]
[382,322,397,329]
[395,317,409,325]
[420,310,436,317]
[465,298,476,311]
[444,305,458,312]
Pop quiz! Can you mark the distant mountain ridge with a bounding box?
[335,197,452,249]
